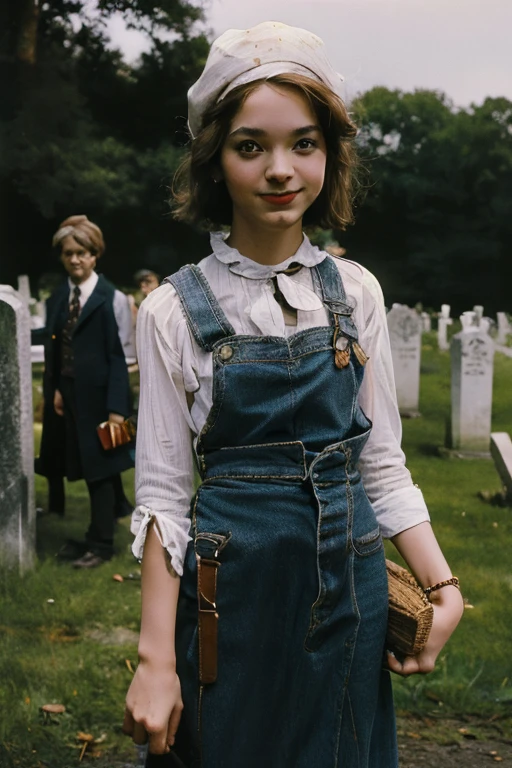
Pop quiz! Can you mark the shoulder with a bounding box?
[329,255,385,327]
[137,279,187,331]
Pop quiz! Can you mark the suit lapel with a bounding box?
[74,275,109,333]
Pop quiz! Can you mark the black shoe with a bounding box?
[56,539,88,560]
[72,551,109,569]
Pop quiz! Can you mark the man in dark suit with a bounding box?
[41,215,134,568]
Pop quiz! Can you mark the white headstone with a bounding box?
[450,319,495,455]
[496,313,511,345]
[421,312,431,332]
[490,433,512,502]
[473,305,484,323]
[386,305,422,416]
[0,287,35,570]
[17,275,31,307]
[438,304,453,351]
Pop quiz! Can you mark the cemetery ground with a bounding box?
[1,339,512,767]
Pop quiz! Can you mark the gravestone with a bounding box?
[386,305,422,417]
[0,286,35,570]
[437,304,453,351]
[473,305,484,324]
[490,433,512,503]
[421,312,431,332]
[449,313,495,456]
[17,275,31,308]
[496,313,511,345]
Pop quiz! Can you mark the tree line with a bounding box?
[1,1,511,313]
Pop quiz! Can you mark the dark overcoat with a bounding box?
[38,274,133,483]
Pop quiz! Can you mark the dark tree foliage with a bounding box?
[0,7,510,313]
[345,88,512,313]
[0,0,210,289]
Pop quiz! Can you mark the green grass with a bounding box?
[390,336,512,716]
[2,341,512,764]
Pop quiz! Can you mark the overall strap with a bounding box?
[166,265,236,352]
[313,255,358,339]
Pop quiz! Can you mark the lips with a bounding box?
[260,191,300,206]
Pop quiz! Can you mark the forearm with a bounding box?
[391,521,454,589]
[138,520,181,667]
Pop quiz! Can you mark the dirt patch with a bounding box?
[398,716,512,767]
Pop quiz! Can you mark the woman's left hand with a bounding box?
[386,586,464,676]
[109,412,125,424]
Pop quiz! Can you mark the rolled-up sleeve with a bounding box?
[131,290,195,575]
[356,273,430,538]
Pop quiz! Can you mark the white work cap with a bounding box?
[188,21,344,138]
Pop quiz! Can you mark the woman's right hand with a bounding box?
[123,659,184,755]
[53,389,64,416]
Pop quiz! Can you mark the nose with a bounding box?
[265,149,294,183]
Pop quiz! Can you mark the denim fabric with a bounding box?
[163,257,397,768]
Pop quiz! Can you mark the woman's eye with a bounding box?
[237,141,261,154]
[295,138,316,151]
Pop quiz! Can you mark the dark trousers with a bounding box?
[59,376,128,559]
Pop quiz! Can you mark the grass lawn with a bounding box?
[2,339,512,766]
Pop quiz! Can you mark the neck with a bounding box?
[227,221,304,265]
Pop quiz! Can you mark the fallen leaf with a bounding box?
[25,697,30,705]
[112,573,124,582]
[76,732,94,742]
[125,658,135,674]
[41,704,66,714]
[493,522,499,528]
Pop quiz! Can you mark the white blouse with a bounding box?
[131,233,430,575]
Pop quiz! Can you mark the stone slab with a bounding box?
[490,432,512,500]
[0,286,35,570]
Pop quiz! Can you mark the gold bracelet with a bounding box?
[424,577,460,600]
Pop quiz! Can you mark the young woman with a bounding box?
[124,22,464,767]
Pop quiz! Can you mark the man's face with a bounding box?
[139,274,159,296]
[60,236,96,284]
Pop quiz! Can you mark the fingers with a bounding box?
[166,700,184,747]
[386,650,435,677]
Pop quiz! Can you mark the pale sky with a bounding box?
[107,0,512,107]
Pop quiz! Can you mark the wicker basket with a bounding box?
[386,559,434,657]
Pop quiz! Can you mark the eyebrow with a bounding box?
[228,124,322,139]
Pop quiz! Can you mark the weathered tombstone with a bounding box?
[449,313,495,456]
[496,313,511,345]
[387,305,422,417]
[437,304,453,351]
[17,275,31,308]
[473,305,484,324]
[490,433,512,503]
[421,312,431,332]
[0,286,35,570]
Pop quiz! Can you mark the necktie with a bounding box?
[69,285,81,325]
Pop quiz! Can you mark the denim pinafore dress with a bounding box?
[166,256,398,768]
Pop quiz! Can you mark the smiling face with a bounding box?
[219,83,327,240]
[60,235,97,284]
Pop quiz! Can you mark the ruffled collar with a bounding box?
[210,231,326,279]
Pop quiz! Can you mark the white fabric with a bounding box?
[187,21,345,137]
[132,233,430,575]
[67,272,135,362]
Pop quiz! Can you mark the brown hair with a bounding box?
[52,215,105,257]
[172,74,359,230]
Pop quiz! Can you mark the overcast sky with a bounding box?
[107,0,512,107]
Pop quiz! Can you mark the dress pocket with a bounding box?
[351,525,383,557]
